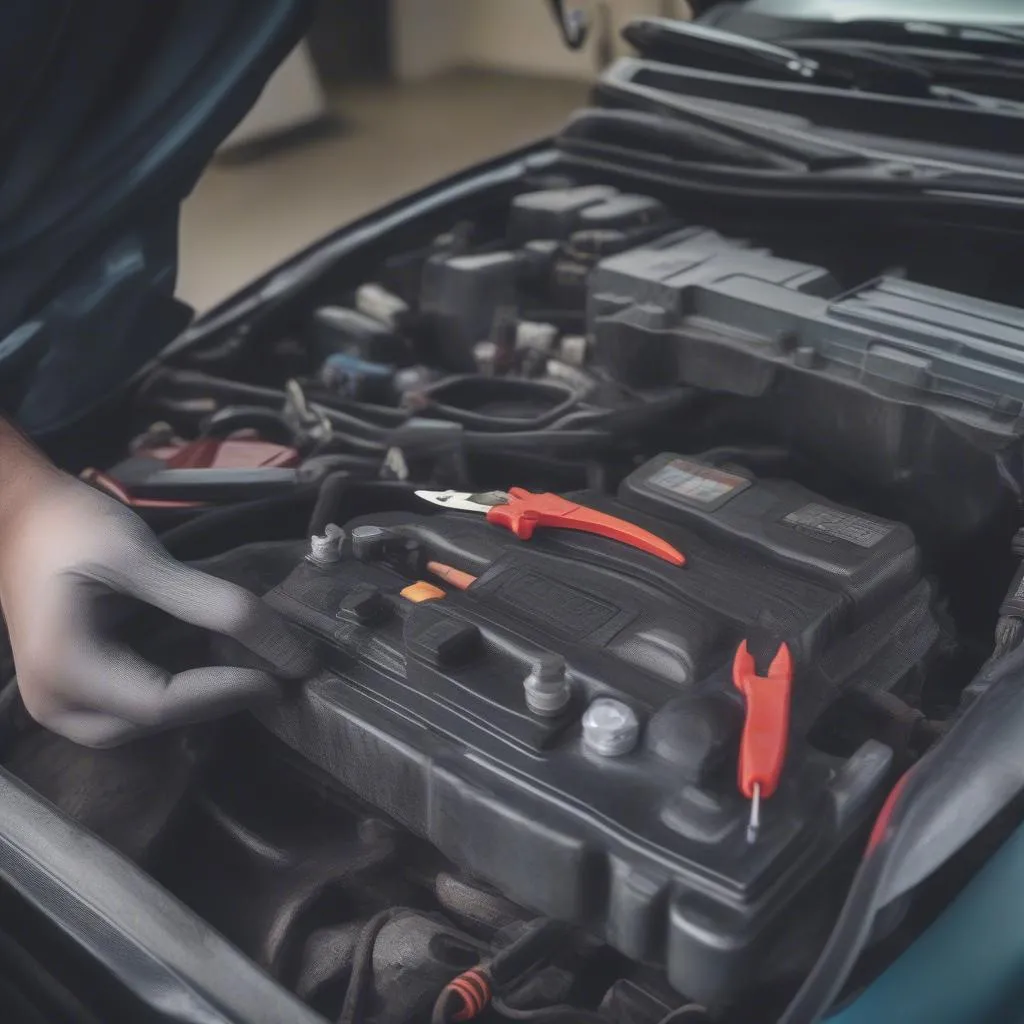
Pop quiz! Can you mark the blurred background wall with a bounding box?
[392,0,693,81]
[180,1,692,312]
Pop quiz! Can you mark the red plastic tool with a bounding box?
[732,639,794,843]
[485,488,686,565]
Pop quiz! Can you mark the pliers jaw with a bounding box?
[733,640,794,691]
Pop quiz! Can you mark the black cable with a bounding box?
[142,372,390,447]
[317,422,388,454]
[546,390,694,433]
[142,370,283,406]
[158,485,318,561]
[337,909,404,1024]
[200,405,295,443]
[431,989,464,1024]
[145,369,685,460]
[492,996,609,1023]
[658,1006,710,1023]
[151,369,685,454]
[307,390,410,427]
[465,428,608,451]
[307,479,420,538]
[308,471,358,537]
[321,405,392,439]
[431,920,572,1024]
[488,920,567,986]
[492,995,708,1023]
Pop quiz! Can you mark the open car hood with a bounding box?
[0,0,311,438]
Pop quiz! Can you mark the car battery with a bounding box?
[254,454,945,1005]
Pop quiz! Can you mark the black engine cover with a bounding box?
[257,456,943,1004]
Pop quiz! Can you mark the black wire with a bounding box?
[146,370,687,458]
[492,995,708,1023]
[145,370,283,406]
[200,405,295,443]
[658,1007,710,1023]
[488,920,567,986]
[547,390,694,433]
[321,405,392,439]
[157,486,318,561]
[155,370,690,443]
[465,428,608,451]
[492,996,609,1023]
[337,909,404,1024]
[431,988,464,1024]
[317,422,388,454]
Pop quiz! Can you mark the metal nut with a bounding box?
[582,698,640,757]
[308,524,345,565]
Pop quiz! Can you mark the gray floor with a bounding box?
[177,71,588,312]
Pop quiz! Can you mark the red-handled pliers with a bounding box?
[733,639,793,843]
[415,487,685,566]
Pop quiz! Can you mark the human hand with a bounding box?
[0,469,315,747]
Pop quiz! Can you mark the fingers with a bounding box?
[15,586,288,747]
[112,549,316,679]
[24,665,286,747]
[21,643,286,747]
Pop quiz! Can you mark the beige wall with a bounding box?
[391,0,464,81]
[392,0,692,82]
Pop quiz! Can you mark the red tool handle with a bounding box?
[485,488,685,566]
[733,640,793,800]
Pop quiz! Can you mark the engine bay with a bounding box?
[7,165,1024,1023]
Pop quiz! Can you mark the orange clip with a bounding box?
[401,581,447,603]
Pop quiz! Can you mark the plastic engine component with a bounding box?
[420,251,522,371]
[420,186,675,371]
[508,184,618,243]
[255,455,944,1006]
[310,305,408,365]
[589,227,1024,538]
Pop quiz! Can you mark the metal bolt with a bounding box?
[523,654,572,717]
[582,698,640,757]
[308,524,345,565]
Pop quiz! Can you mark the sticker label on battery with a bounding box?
[648,458,751,508]
[782,502,893,548]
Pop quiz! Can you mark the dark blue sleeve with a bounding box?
[0,0,311,436]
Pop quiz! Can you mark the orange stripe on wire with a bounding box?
[448,968,492,1021]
